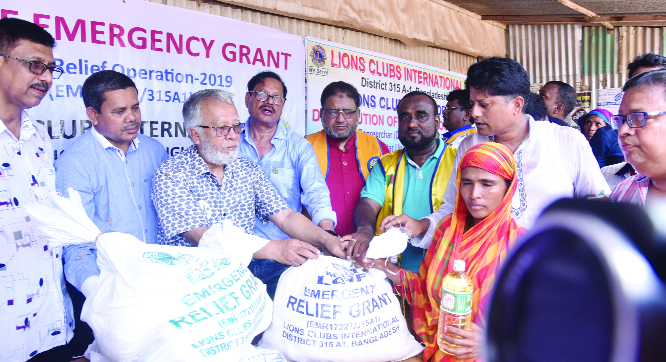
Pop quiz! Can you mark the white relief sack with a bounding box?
[27,190,273,362]
[260,255,423,362]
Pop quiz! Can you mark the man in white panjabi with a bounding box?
[379,57,610,248]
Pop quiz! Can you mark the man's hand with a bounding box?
[322,235,347,259]
[257,239,321,266]
[380,214,430,238]
[318,219,336,231]
[344,227,374,267]
[438,322,484,359]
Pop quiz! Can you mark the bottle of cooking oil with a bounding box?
[437,259,473,353]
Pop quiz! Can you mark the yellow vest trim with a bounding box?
[307,129,383,182]
[375,145,457,234]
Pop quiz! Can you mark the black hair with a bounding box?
[320,81,360,108]
[544,81,577,117]
[446,88,474,124]
[247,70,287,98]
[465,57,530,107]
[524,92,549,121]
[398,91,438,114]
[627,52,666,78]
[446,89,472,109]
[82,70,138,112]
[0,17,55,54]
[623,69,666,98]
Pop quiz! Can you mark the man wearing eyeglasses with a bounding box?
[56,70,167,308]
[610,69,666,204]
[0,18,75,362]
[441,89,476,149]
[306,81,390,237]
[238,71,337,291]
[152,89,346,298]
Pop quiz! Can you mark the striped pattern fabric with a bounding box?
[609,174,649,205]
[397,142,526,362]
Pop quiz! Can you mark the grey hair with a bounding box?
[182,89,235,137]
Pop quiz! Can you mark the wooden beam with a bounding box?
[482,14,666,24]
[556,0,613,29]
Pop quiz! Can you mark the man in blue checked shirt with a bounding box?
[56,70,167,298]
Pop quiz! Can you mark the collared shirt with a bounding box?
[326,132,390,236]
[152,145,288,246]
[601,162,634,190]
[239,120,336,240]
[56,128,167,291]
[1,112,74,361]
[361,138,446,272]
[442,124,476,149]
[610,173,649,205]
[423,115,610,246]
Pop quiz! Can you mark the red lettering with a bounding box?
[312,109,320,122]
[342,53,350,69]
[281,52,291,70]
[389,64,395,78]
[1,10,18,19]
[166,33,182,54]
[33,14,49,29]
[128,27,146,49]
[55,17,86,42]
[239,45,251,64]
[369,59,376,75]
[396,65,402,80]
[201,38,214,58]
[267,50,279,68]
[91,21,105,45]
[445,77,451,89]
[350,54,358,71]
[222,42,236,61]
[150,30,163,51]
[186,36,200,57]
[330,50,339,67]
[359,57,366,72]
[404,67,412,82]
[109,24,125,47]
[252,48,265,66]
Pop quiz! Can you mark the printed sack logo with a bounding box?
[310,44,327,67]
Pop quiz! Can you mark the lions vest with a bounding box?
[375,146,457,234]
[307,130,383,182]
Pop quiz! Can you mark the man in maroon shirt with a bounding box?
[307,81,390,236]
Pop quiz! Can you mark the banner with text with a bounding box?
[305,38,466,151]
[3,0,306,159]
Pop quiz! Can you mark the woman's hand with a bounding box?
[438,322,484,359]
[363,257,402,284]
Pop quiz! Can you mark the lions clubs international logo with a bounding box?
[310,44,326,67]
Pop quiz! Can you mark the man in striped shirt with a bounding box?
[610,70,666,204]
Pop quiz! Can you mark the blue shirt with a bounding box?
[152,145,288,246]
[56,128,167,291]
[239,120,336,240]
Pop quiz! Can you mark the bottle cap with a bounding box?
[453,260,465,272]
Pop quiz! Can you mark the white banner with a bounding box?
[305,38,466,151]
[596,88,623,115]
[3,0,306,159]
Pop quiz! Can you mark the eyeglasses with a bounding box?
[248,91,286,105]
[324,109,358,119]
[197,123,244,137]
[443,105,465,112]
[610,111,666,130]
[1,54,64,79]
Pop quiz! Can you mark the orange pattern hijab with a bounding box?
[420,142,526,362]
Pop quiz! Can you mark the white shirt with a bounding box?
[418,115,610,247]
[0,113,74,361]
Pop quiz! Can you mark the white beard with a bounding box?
[199,133,239,165]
